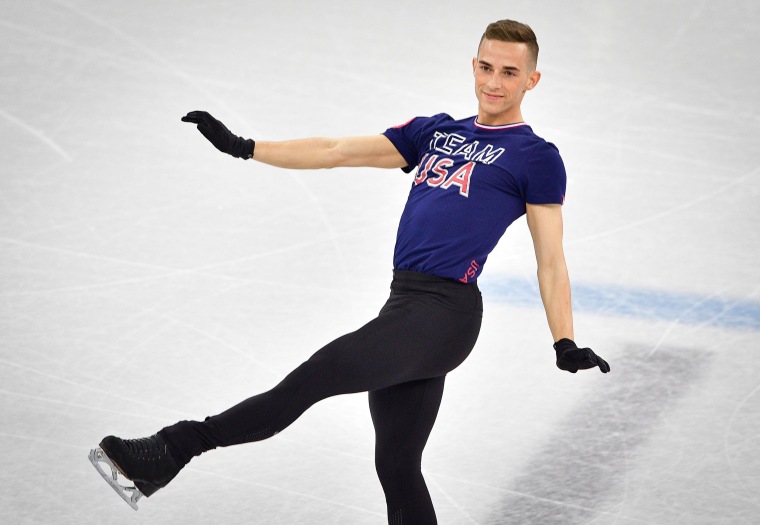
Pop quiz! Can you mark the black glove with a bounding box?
[554,338,610,373]
[181,111,254,159]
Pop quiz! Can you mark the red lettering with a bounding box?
[459,260,481,283]
[441,161,475,197]
[415,154,436,185]
[427,158,454,187]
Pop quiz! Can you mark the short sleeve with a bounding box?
[523,142,567,205]
[383,114,451,173]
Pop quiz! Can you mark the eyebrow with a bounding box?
[478,59,521,73]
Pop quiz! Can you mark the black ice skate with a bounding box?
[88,433,181,510]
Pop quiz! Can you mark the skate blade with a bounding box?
[88,448,144,511]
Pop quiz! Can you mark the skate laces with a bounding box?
[123,435,167,461]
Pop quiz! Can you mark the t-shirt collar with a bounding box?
[473,117,529,130]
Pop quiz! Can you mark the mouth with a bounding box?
[482,92,503,101]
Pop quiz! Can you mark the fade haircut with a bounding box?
[479,19,539,70]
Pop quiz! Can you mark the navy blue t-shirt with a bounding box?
[383,113,566,283]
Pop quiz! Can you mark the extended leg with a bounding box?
[162,292,479,466]
[370,376,446,525]
[90,272,481,510]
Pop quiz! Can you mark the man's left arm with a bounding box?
[526,203,610,374]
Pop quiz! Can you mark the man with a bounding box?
[89,19,609,524]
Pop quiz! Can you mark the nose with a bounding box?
[486,71,501,89]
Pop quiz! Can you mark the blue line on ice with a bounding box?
[483,276,760,331]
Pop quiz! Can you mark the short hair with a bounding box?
[479,19,539,69]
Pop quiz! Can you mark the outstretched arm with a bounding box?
[254,135,407,170]
[181,110,407,170]
[526,203,610,373]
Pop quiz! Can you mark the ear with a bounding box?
[472,56,477,75]
[525,70,541,91]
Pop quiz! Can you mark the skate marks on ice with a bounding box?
[88,448,142,511]
[486,346,706,524]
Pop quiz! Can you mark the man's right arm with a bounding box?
[181,110,407,170]
[254,135,408,170]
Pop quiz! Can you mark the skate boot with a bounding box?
[89,433,181,510]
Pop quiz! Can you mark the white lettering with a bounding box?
[429,133,504,164]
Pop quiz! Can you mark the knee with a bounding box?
[375,453,422,490]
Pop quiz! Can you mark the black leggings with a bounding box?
[160,270,483,524]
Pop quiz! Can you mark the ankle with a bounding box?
[159,420,217,467]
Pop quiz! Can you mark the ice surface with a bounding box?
[1,1,759,523]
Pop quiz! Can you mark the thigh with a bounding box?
[304,300,479,397]
[369,376,446,459]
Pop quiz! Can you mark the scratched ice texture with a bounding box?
[1,1,759,524]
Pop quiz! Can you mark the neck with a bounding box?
[476,112,524,126]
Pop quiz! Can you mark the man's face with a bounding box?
[472,39,541,125]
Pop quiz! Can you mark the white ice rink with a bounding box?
[2,1,759,523]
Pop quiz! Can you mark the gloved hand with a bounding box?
[181,111,254,159]
[554,338,610,373]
